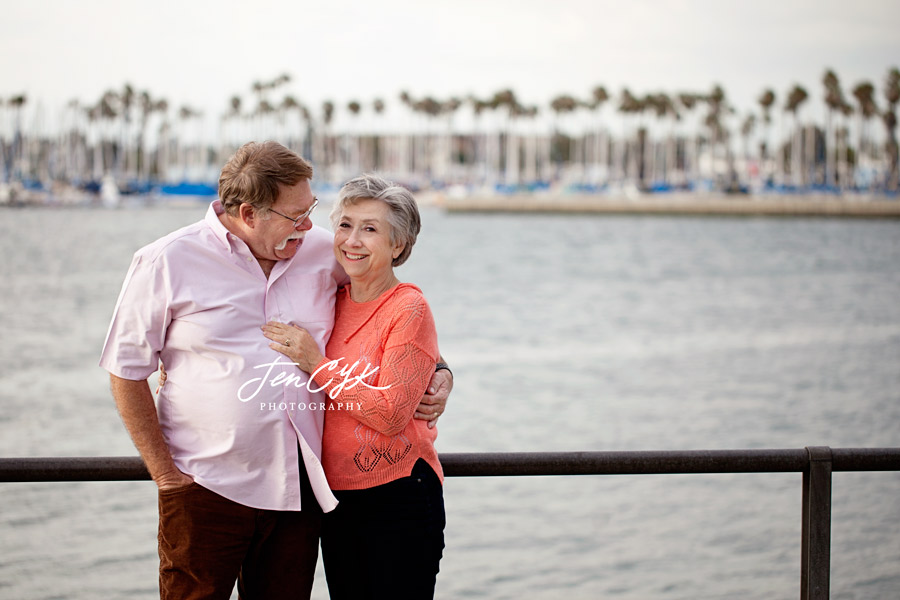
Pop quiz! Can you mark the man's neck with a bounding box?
[219,211,276,279]
[257,258,276,279]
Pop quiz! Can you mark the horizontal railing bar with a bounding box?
[442,450,812,476]
[1,448,899,482]
[830,447,900,471]
[0,456,149,482]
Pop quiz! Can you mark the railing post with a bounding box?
[801,446,832,599]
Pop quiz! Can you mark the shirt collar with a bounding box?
[205,199,235,252]
[205,198,304,277]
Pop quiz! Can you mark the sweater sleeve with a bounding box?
[311,295,438,436]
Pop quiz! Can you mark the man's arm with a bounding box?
[110,374,192,490]
[414,359,453,430]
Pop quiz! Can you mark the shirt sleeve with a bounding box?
[311,296,438,436]
[98,250,171,381]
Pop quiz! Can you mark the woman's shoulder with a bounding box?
[386,283,435,332]
[386,283,430,310]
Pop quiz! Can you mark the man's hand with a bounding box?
[110,374,191,492]
[155,467,194,491]
[414,369,452,429]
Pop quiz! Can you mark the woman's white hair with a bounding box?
[331,174,421,266]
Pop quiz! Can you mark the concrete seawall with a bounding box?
[441,193,900,217]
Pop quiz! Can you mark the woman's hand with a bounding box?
[262,322,324,373]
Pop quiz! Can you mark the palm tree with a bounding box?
[852,82,878,188]
[321,100,335,180]
[176,105,204,180]
[119,83,135,182]
[220,95,242,163]
[703,84,731,189]
[300,104,313,164]
[414,96,441,181]
[58,98,87,184]
[279,95,302,155]
[678,92,703,188]
[345,100,362,175]
[757,89,776,186]
[836,99,854,192]
[822,70,847,189]
[7,94,27,182]
[0,97,6,182]
[489,89,523,186]
[371,98,385,171]
[616,88,642,186]
[646,93,679,188]
[229,95,242,117]
[274,73,291,89]
[784,84,809,188]
[134,91,152,183]
[247,74,292,143]
[466,95,491,184]
[515,103,540,185]
[439,97,462,183]
[397,92,414,180]
[152,98,169,181]
[588,86,610,185]
[96,90,119,180]
[740,113,756,164]
[882,67,899,190]
[550,94,578,181]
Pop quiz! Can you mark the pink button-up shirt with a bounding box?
[100,200,346,512]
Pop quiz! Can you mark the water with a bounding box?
[1,204,899,599]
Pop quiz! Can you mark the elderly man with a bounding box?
[100,141,451,600]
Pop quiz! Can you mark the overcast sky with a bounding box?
[2,0,899,128]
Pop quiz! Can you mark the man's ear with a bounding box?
[239,203,257,227]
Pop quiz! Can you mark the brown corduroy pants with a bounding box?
[157,475,322,600]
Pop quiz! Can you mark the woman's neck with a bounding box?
[349,272,400,303]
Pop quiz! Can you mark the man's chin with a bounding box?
[276,237,304,257]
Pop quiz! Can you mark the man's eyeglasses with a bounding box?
[269,199,318,226]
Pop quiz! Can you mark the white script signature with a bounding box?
[237,355,390,402]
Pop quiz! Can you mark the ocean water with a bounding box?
[1,203,899,599]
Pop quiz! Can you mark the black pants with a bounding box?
[322,459,445,600]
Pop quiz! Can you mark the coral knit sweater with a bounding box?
[311,283,442,490]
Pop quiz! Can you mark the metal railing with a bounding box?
[3,447,899,600]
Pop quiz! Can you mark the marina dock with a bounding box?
[441,193,900,217]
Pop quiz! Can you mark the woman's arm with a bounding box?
[263,300,438,435]
[310,336,436,435]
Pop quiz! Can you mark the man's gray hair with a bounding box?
[331,174,421,267]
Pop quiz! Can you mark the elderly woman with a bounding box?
[262,174,445,599]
